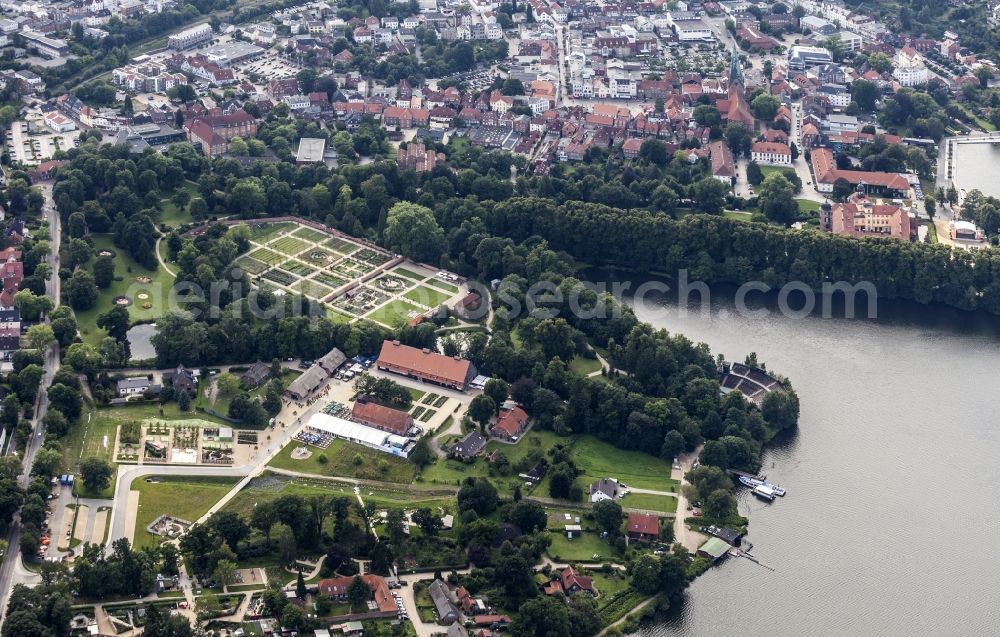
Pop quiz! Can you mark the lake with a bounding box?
[950,139,1000,198]
[590,274,1000,636]
[126,323,157,361]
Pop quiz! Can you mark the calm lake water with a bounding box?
[126,323,157,361]
[951,140,1000,198]
[590,273,1000,636]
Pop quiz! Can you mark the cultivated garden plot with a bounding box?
[323,236,358,255]
[291,279,334,299]
[234,256,269,275]
[268,235,311,257]
[248,248,284,265]
[236,221,400,304]
[280,260,316,277]
[292,226,329,242]
[233,221,467,323]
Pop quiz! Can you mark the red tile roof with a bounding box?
[377,340,473,388]
[493,406,528,438]
[627,512,660,537]
[351,400,413,435]
[317,575,395,613]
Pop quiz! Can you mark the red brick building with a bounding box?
[627,512,660,542]
[351,399,414,436]
[376,340,477,391]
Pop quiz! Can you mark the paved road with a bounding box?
[0,181,63,621]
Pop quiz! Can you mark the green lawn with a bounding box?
[76,235,177,347]
[796,199,821,214]
[588,570,632,599]
[759,165,790,179]
[132,476,239,549]
[390,267,427,281]
[268,236,310,257]
[244,221,295,241]
[268,440,416,483]
[723,210,753,222]
[425,279,458,293]
[292,227,328,242]
[620,492,678,513]
[222,477,452,519]
[568,356,602,376]
[403,286,453,308]
[157,182,199,229]
[419,456,490,487]
[545,530,621,563]
[570,437,679,493]
[366,299,424,327]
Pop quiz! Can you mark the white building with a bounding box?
[751,141,792,165]
[167,23,213,50]
[893,46,929,87]
[788,45,833,71]
[833,31,863,53]
[43,111,76,133]
[674,19,714,42]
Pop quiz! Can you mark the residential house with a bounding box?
[117,377,152,397]
[589,478,621,503]
[450,431,487,460]
[491,403,528,441]
[429,579,460,625]
[626,512,660,542]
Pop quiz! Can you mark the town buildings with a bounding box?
[892,46,930,87]
[821,192,914,241]
[168,23,213,50]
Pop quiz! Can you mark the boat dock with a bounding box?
[727,468,766,481]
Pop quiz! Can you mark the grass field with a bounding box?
[132,476,239,549]
[63,416,119,498]
[269,236,310,257]
[426,279,458,293]
[570,437,679,492]
[246,222,295,241]
[620,492,678,513]
[292,227,328,242]
[76,235,177,347]
[222,477,453,520]
[588,570,632,599]
[723,210,753,222]
[403,286,452,308]
[367,299,424,327]
[248,248,284,265]
[391,267,426,281]
[268,440,416,483]
[545,531,621,562]
[797,199,822,214]
[156,182,199,229]
[568,356,602,376]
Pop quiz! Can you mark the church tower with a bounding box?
[728,47,744,89]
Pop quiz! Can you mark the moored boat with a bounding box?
[739,475,763,488]
[753,485,776,501]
